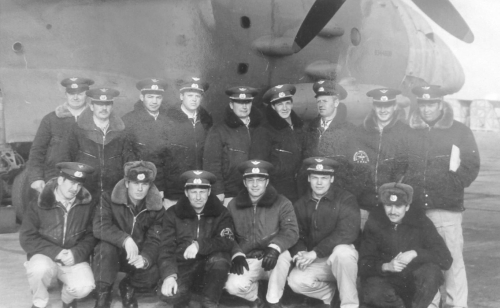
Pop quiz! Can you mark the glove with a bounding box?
[246,249,264,259]
[261,247,280,271]
[230,256,249,275]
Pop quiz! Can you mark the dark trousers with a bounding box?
[361,263,443,308]
[92,241,159,288]
[159,252,231,307]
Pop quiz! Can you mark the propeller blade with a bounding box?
[411,0,474,43]
[292,0,346,53]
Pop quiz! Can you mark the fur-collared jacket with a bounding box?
[359,206,452,278]
[59,108,134,194]
[158,194,235,279]
[349,109,410,211]
[405,102,480,211]
[228,185,299,256]
[93,179,165,267]
[203,106,262,197]
[20,178,97,263]
[290,186,360,258]
[122,101,178,194]
[165,104,213,199]
[250,105,306,202]
[28,104,83,184]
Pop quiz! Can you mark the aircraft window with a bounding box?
[241,16,251,29]
[238,63,249,74]
[350,28,361,46]
[12,42,24,53]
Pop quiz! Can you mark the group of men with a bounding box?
[19,76,480,308]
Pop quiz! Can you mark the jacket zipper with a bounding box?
[129,207,148,235]
[193,119,199,168]
[252,205,257,247]
[374,129,383,191]
[196,214,201,239]
[313,198,321,229]
[422,126,432,206]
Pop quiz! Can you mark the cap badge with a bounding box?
[318,80,325,84]
[70,78,78,81]
[314,158,324,162]
[192,77,200,81]
[74,171,83,178]
[193,171,203,175]
[316,164,323,170]
[252,168,260,173]
[380,89,388,93]
[78,164,84,169]
[278,92,285,98]
[319,87,324,92]
[151,79,159,82]
[71,83,78,89]
[251,161,260,165]
[239,88,246,91]
[100,95,107,100]
[390,195,398,202]
[151,85,159,90]
[192,83,199,88]
[422,86,430,90]
[193,178,202,184]
[137,174,146,181]
[423,94,430,99]
[275,85,283,89]
[381,96,388,101]
[101,88,108,92]
[239,94,246,99]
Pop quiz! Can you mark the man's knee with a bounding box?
[66,285,95,299]
[329,244,358,264]
[225,274,253,295]
[287,269,317,293]
[413,263,443,289]
[361,277,405,308]
[25,255,56,279]
[206,252,231,271]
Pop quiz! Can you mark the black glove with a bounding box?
[261,247,280,271]
[230,255,249,275]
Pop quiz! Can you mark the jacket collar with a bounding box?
[110,179,163,211]
[234,184,278,209]
[265,104,303,130]
[224,106,262,129]
[38,178,92,209]
[409,101,454,130]
[363,109,405,132]
[55,103,86,119]
[77,107,125,132]
[309,102,348,131]
[173,194,224,219]
[167,104,213,127]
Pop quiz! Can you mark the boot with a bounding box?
[62,300,77,308]
[94,282,113,308]
[119,277,138,308]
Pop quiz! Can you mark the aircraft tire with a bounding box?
[12,168,33,222]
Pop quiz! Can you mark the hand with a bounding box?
[295,251,317,270]
[383,253,407,272]
[230,255,249,275]
[261,247,280,271]
[161,277,178,297]
[30,180,45,193]
[183,242,199,260]
[396,250,417,265]
[216,194,225,202]
[55,249,75,266]
[124,237,139,261]
[129,255,146,269]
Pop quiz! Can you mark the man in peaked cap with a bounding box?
[358,182,452,308]
[288,157,360,308]
[92,161,164,308]
[203,86,262,207]
[20,162,97,308]
[159,170,235,308]
[28,77,94,194]
[225,160,298,308]
[405,85,479,308]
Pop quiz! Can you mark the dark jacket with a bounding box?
[93,179,164,267]
[290,186,360,258]
[27,104,82,184]
[158,194,235,279]
[349,110,410,211]
[250,106,306,202]
[20,178,97,263]
[358,206,452,278]
[165,104,213,199]
[122,101,178,194]
[59,108,134,194]
[405,102,480,211]
[228,185,299,255]
[203,106,262,197]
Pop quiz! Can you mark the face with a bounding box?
[308,174,334,198]
[272,99,293,119]
[126,181,151,204]
[244,177,269,200]
[180,91,202,112]
[384,204,410,224]
[141,93,163,113]
[316,95,339,119]
[56,177,82,201]
[418,101,442,122]
[90,102,113,121]
[373,102,397,124]
[65,91,87,109]
[185,188,210,211]
[230,101,252,119]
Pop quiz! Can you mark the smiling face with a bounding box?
[418,101,442,123]
[244,176,269,201]
[316,95,339,119]
[230,100,252,119]
[373,102,397,126]
[272,99,293,120]
[65,91,87,109]
[141,93,163,113]
[56,177,82,201]
[384,203,409,224]
[180,91,203,113]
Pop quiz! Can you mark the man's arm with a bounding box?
[249,126,272,161]
[158,209,179,280]
[358,219,387,277]
[139,207,165,267]
[197,207,235,255]
[454,126,480,188]
[27,115,53,185]
[203,128,225,196]
[58,122,79,163]
[412,216,453,271]
[268,198,299,252]
[93,194,130,247]
[69,206,98,264]
[288,201,308,257]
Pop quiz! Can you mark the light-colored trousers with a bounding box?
[24,254,95,307]
[225,250,292,304]
[426,210,467,308]
[288,244,359,308]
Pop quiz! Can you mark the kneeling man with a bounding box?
[358,182,452,308]
[288,157,360,308]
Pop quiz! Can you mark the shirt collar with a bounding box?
[54,188,75,210]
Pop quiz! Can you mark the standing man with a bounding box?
[250,84,305,202]
[288,157,360,308]
[20,162,96,308]
[159,170,235,308]
[164,77,213,206]
[203,86,262,206]
[28,77,94,193]
[406,85,480,308]
[225,160,299,308]
[60,87,133,195]
[92,161,164,308]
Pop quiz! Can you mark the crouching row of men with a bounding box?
[20,158,452,308]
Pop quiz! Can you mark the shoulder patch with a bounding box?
[220,228,234,240]
[353,150,369,163]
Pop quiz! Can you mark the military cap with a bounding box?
[313,80,347,99]
[237,160,274,178]
[60,77,94,94]
[56,162,94,183]
[181,170,216,188]
[263,84,296,104]
[303,157,339,175]
[136,78,168,94]
[225,86,259,101]
[124,161,157,183]
[179,77,209,93]
[366,88,401,104]
[411,85,443,102]
[378,182,414,206]
[86,88,120,103]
